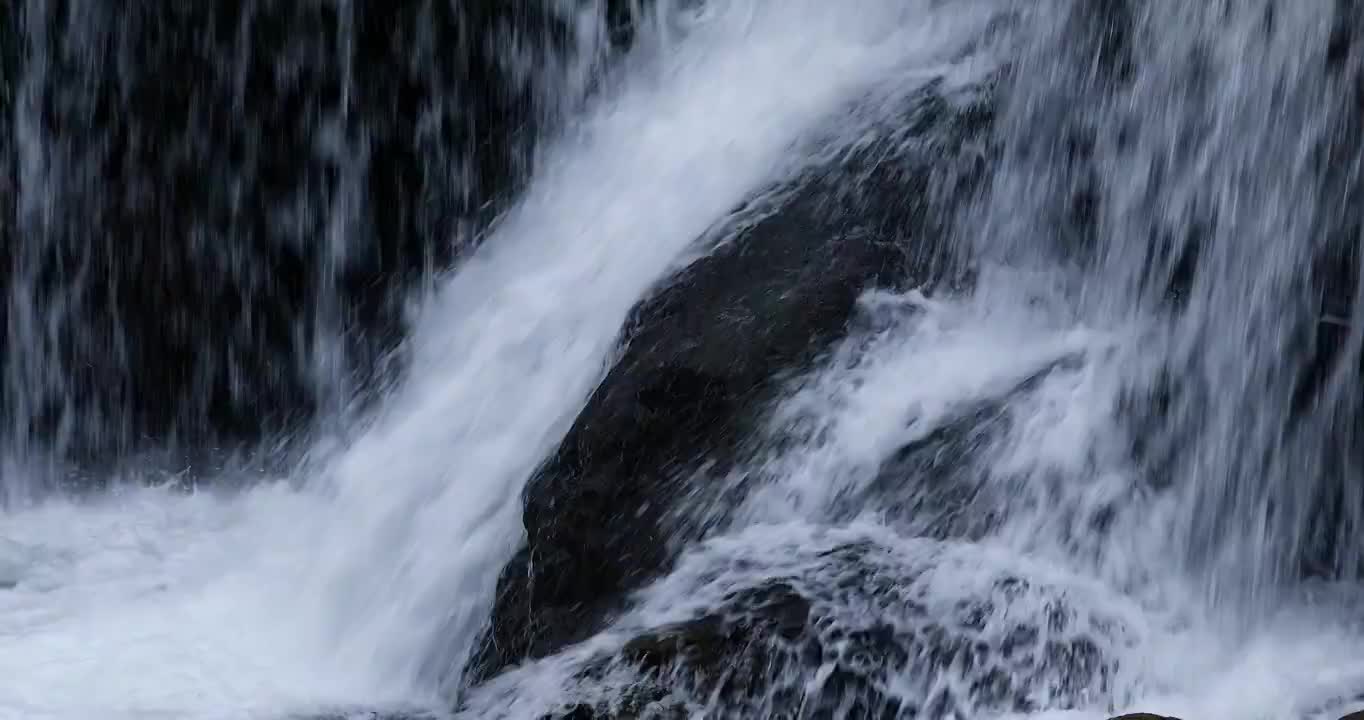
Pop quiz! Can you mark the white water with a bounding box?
[776,286,1364,720]
[0,2,996,718]
[457,283,1364,719]
[6,1,1364,718]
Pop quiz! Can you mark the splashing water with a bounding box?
[460,1,1364,717]
[0,1,997,718]
[4,0,1364,719]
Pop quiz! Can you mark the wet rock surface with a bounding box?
[472,78,996,682]
[487,532,1126,720]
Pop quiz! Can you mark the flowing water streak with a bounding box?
[1,0,606,485]
[990,0,1363,613]
[4,0,62,503]
[2,0,384,483]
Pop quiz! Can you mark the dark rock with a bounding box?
[621,582,811,673]
[535,698,687,720]
[473,78,996,682]
[0,2,635,472]
[500,535,1123,719]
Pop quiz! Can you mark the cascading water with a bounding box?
[986,0,1364,613]
[2,1,1363,720]
[461,1,1364,717]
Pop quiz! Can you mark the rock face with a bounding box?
[472,79,996,681]
[0,2,631,468]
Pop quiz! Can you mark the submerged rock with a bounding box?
[471,530,1127,720]
[293,710,443,720]
[472,77,996,681]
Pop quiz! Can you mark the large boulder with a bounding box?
[472,78,997,680]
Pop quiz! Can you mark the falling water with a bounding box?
[0,0,609,492]
[460,1,1364,717]
[3,1,1364,719]
[0,1,997,717]
[988,0,1364,612]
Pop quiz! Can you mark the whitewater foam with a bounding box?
[0,2,995,717]
[6,2,1361,719]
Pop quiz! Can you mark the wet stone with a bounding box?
[474,75,999,683]
[523,535,1126,720]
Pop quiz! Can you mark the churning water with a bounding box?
[2,1,1364,719]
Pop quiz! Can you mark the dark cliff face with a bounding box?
[0,2,640,471]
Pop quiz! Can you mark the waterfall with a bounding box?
[2,2,1363,720]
